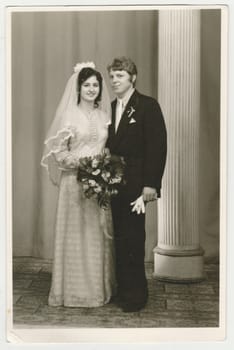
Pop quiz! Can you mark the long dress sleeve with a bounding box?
[53,136,79,169]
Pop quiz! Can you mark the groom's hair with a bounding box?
[107,57,137,87]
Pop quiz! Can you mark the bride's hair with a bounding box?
[77,67,103,107]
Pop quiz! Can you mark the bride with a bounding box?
[41,62,116,307]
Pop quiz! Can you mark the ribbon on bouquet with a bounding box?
[100,207,114,240]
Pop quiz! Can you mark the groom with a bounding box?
[106,57,167,312]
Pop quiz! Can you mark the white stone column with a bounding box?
[154,9,205,281]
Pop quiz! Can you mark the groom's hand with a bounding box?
[142,187,157,202]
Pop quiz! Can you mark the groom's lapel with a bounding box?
[109,99,117,140]
[114,90,139,144]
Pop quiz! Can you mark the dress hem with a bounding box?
[48,297,112,308]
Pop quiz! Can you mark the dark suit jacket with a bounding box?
[106,89,167,199]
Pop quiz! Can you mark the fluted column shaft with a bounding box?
[154,10,205,281]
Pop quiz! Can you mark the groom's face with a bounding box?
[109,69,135,99]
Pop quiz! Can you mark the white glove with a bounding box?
[130,195,145,215]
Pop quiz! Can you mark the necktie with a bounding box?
[115,99,123,132]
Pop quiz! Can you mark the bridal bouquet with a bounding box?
[77,149,126,209]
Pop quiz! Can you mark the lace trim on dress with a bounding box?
[41,125,77,168]
[41,125,77,185]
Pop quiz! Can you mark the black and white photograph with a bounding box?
[5,3,228,344]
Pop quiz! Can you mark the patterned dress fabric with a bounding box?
[48,108,116,307]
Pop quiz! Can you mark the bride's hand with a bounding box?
[104,147,111,156]
[59,153,79,169]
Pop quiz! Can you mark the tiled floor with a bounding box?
[13,257,219,328]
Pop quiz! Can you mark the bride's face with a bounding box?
[80,75,100,103]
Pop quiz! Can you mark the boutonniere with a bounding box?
[129,118,136,124]
[127,106,135,118]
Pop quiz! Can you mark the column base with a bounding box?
[153,247,205,282]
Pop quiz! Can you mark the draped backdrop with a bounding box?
[11,10,220,261]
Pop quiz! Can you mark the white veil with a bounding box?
[41,62,111,185]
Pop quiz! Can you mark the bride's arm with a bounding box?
[53,137,79,169]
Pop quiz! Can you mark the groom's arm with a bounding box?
[142,98,167,198]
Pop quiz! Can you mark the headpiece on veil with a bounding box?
[41,62,111,186]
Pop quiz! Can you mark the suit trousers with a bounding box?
[111,193,148,305]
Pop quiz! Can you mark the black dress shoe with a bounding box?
[121,301,147,313]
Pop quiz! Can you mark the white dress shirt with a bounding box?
[115,88,135,132]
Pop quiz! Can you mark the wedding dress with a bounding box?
[48,108,116,307]
[41,63,116,307]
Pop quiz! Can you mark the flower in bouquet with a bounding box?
[77,149,126,209]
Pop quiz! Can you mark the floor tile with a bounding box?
[12,257,219,328]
